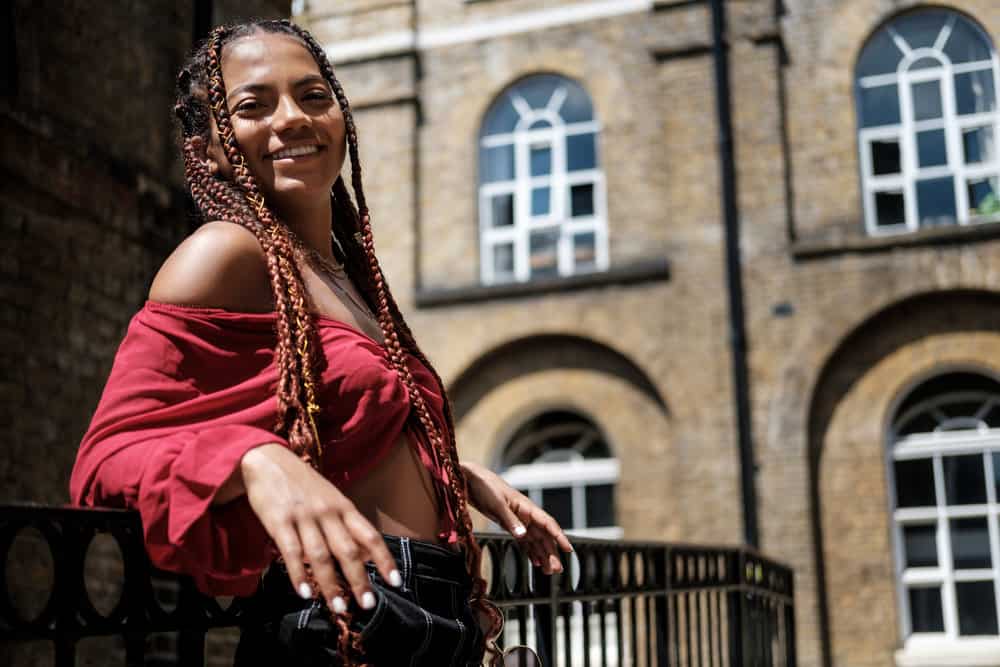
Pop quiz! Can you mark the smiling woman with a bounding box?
[68,19,569,667]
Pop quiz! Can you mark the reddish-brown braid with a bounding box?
[174,19,503,665]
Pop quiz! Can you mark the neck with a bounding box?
[273,193,335,261]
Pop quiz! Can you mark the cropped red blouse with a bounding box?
[69,301,459,596]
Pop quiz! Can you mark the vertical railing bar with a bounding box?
[615,597,624,667]
[582,599,592,667]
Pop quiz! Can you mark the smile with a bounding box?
[268,145,322,160]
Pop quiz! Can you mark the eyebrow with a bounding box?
[227,74,329,101]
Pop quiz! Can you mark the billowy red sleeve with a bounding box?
[70,302,286,596]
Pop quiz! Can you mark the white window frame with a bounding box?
[856,12,1000,236]
[501,456,622,539]
[479,77,610,285]
[887,390,1000,664]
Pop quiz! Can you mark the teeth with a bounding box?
[271,145,319,159]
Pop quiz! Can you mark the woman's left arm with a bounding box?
[460,460,573,574]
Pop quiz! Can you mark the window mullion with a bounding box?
[941,62,969,225]
[985,452,1000,637]
[515,131,530,282]
[934,454,959,638]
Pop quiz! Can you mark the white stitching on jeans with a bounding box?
[451,617,467,667]
[400,537,412,592]
[411,607,433,667]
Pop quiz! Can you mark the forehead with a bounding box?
[220,32,320,86]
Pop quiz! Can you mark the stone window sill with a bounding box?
[413,257,670,309]
[791,220,1000,260]
[895,640,1000,667]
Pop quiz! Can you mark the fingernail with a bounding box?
[361,592,376,610]
[331,596,347,614]
[389,569,403,588]
[513,525,527,537]
[297,582,313,600]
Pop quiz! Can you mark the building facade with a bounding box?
[296,1,1000,665]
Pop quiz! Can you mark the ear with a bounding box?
[189,135,222,177]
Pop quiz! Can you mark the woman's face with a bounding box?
[211,31,347,210]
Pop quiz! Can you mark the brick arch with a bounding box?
[805,288,1000,666]
[447,334,668,423]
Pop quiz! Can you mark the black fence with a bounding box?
[1,505,795,666]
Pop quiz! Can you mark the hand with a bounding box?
[461,461,573,574]
[239,444,402,614]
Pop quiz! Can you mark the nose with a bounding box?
[272,95,309,133]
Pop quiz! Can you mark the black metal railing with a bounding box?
[0,505,795,666]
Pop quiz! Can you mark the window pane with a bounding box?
[567,133,597,171]
[483,100,519,135]
[910,57,941,71]
[559,82,594,123]
[585,484,615,528]
[917,129,947,168]
[911,80,943,121]
[570,183,595,217]
[574,232,597,270]
[492,243,514,278]
[542,487,574,528]
[968,177,1000,218]
[916,177,957,227]
[529,229,559,278]
[944,454,987,505]
[531,187,551,216]
[490,193,514,228]
[956,581,999,635]
[875,190,906,227]
[955,70,997,116]
[858,84,901,128]
[528,119,552,131]
[951,518,992,569]
[530,145,552,177]
[871,139,901,175]
[909,586,945,632]
[893,11,947,50]
[895,459,936,507]
[994,453,1000,500]
[856,30,903,78]
[943,20,992,65]
[481,145,515,183]
[903,524,938,568]
[963,126,995,165]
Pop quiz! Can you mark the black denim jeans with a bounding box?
[233,534,486,667]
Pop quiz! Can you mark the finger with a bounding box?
[526,523,563,574]
[298,520,342,608]
[342,511,401,588]
[272,525,312,599]
[494,497,528,540]
[321,518,377,612]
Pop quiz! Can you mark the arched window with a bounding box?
[478,74,609,285]
[498,410,620,538]
[888,372,1000,647]
[855,9,1000,234]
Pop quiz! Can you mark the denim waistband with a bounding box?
[380,533,468,583]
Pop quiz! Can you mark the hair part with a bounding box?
[173,19,503,665]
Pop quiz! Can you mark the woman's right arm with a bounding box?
[75,221,399,608]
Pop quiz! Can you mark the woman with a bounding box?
[69,19,570,666]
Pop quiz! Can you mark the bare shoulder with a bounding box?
[149,221,272,312]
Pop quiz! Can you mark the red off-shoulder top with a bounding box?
[69,301,459,596]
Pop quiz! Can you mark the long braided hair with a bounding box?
[173,19,503,665]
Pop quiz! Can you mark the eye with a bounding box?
[234,100,263,113]
[304,90,333,102]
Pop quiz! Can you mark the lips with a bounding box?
[267,144,323,160]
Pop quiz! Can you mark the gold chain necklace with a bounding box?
[288,230,378,325]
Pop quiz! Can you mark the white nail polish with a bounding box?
[389,569,403,588]
[297,582,312,600]
[361,592,376,610]
[513,525,527,537]
[332,596,347,614]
